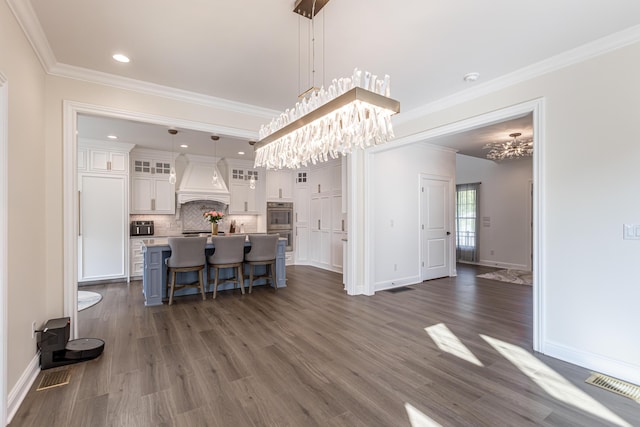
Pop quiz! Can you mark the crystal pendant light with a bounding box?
[254,0,400,170]
[168,129,177,184]
[211,135,219,185]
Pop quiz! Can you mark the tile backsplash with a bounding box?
[131,202,259,236]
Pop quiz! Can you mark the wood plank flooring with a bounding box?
[10,264,640,426]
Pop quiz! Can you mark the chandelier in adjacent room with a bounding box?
[253,0,400,170]
[483,132,533,161]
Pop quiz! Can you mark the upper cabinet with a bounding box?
[130,149,175,215]
[220,158,264,215]
[309,159,341,195]
[78,140,133,174]
[266,169,293,201]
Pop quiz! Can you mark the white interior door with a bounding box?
[421,176,451,280]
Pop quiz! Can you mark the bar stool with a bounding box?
[166,237,207,305]
[208,235,246,298]
[245,234,279,293]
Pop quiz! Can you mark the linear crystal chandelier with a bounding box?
[253,1,400,170]
[483,132,533,161]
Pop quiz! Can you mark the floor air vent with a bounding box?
[585,372,640,402]
[385,286,414,293]
[36,369,71,391]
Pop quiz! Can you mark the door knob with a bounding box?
[446,231,451,235]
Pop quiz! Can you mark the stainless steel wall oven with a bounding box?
[267,202,293,251]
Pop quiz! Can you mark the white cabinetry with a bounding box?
[266,169,293,201]
[130,237,145,279]
[77,140,133,282]
[90,150,127,173]
[294,170,310,264]
[130,149,175,214]
[221,159,264,215]
[307,159,344,273]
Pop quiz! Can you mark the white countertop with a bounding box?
[141,235,285,248]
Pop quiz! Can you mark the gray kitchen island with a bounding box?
[141,236,287,306]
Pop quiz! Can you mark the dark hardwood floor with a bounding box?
[10,264,640,426]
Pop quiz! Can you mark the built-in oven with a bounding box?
[267,202,293,251]
[266,202,293,230]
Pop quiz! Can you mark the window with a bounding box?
[456,183,480,262]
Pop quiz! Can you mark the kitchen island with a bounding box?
[141,236,286,306]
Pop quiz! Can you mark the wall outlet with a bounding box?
[31,321,37,339]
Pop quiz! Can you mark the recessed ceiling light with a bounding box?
[112,53,130,63]
[238,151,245,155]
[107,135,118,139]
[180,144,188,148]
[463,72,480,82]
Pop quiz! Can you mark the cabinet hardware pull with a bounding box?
[107,160,112,171]
[245,201,248,211]
[342,219,345,231]
[318,184,321,193]
[78,190,82,236]
[279,188,282,198]
[296,212,298,222]
[318,219,321,230]
[296,227,298,237]
[151,198,156,211]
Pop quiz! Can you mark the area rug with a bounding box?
[477,269,533,286]
[78,290,103,311]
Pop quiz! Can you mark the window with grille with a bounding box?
[456,183,480,262]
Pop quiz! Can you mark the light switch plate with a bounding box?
[623,224,640,240]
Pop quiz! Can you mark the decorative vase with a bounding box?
[211,222,218,236]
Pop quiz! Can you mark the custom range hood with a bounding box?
[176,154,230,206]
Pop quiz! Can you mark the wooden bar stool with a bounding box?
[208,235,246,298]
[166,237,207,305]
[245,234,279,294]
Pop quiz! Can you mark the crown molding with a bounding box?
[48,63,280,120]
[9,0,640,125]
[7,0,279,120]
[395,24,640,126]
[6,0,56,71]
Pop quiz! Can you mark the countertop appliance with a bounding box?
[130,220,154,236]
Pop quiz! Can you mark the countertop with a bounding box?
[141,235,285,248]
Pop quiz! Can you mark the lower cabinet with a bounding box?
[78,174,128,282]
[130,238,145,279]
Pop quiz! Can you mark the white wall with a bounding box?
[0,0,47,412]
[392,41,640,384]
[371,143,456,290]
[456,154,533,270]
[2,2,271,414]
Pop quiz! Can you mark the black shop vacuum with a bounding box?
[36,317,105,369]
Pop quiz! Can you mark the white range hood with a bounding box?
[176,154,230,206]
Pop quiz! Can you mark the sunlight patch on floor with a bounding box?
[481,335,632,427]
[405,403,443,427]
[425,323,484,367]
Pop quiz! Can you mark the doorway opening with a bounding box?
[363,98,544,351]
[62,102,257,338]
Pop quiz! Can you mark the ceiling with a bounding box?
[18,0,640,158]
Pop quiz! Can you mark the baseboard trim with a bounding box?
[374,275,421,292]
[6,352,39,425]
[543,341,640,386]
[470,260,530,271]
